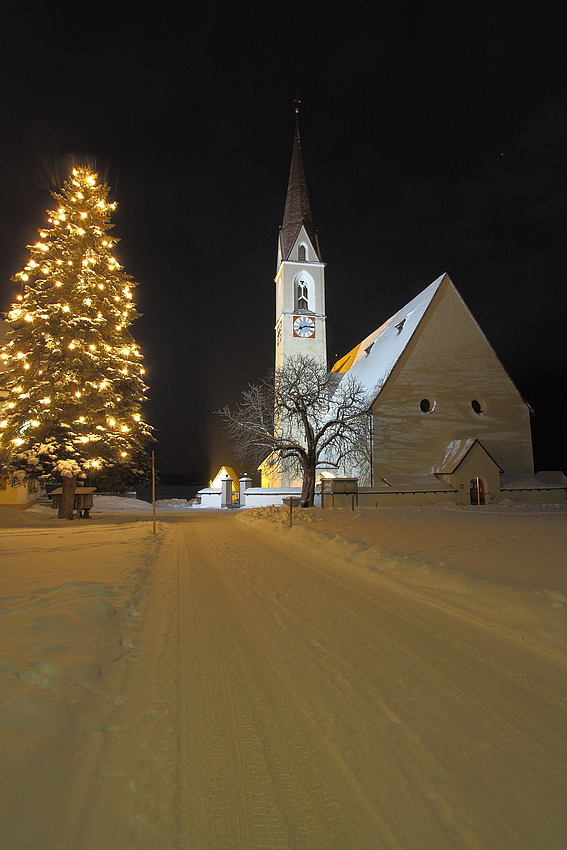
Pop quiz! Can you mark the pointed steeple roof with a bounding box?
[280,119,321,261]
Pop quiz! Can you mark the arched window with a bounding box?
[297,278,309,311]
[294,270,314,312]
[298,244,307,262]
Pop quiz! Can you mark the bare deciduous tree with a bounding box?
[217,355,373,507]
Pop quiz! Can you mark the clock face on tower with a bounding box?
[293,316,316,338]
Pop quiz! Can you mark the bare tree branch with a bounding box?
[217,355,374,507]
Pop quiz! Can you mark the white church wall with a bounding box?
[274,224,327,373]
[276,312,327,371]
[371,282,534,478]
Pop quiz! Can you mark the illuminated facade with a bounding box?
[329,274,551,502]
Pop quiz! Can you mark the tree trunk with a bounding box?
[300,461,316,508]
[58,476,77,520]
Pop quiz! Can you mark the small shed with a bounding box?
[50,487,96,518]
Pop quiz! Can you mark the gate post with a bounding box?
[239,476,252,507]
[221,475,232,508]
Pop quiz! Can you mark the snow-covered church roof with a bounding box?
[331,274,446,399]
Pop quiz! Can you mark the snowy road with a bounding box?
[171,514,567,849]
[1,507,567,848]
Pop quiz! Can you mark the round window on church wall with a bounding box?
[420,398,435,414]
[471,398,487,415]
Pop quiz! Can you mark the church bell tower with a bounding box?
[275,116,326,371]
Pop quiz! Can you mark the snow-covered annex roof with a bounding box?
[331,274,446,399]
[435,438,504,474]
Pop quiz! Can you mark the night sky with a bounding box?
[1,2,565,484]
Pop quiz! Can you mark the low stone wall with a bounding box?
[198,488,222,507]
[353,490,458,509]
[242,488,302,508]
[198,484,567,509]
[500,488,567,503]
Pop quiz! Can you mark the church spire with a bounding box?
[280,114,321,261]
[274,106,327,378]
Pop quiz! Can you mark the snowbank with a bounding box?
[22,494,198,517]
[0,511,173,842]
[238,503,567,660]
[88,495,200,512]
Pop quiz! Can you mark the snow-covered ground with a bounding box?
[239,502,567,659]
[1,498,566,848]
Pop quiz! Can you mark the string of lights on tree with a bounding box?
[0,166,153,488]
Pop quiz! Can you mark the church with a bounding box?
[261,120,566,506]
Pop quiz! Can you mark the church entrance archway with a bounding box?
[469,477,485,505]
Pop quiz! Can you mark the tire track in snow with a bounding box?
[175,520,404,849]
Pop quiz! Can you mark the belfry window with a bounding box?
[297,279,309,311]
[298,244,307,261]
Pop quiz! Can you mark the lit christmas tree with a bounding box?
[0,166,153,494]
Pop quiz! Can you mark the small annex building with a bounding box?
[209,466,239,490]
[435,438,503,505]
